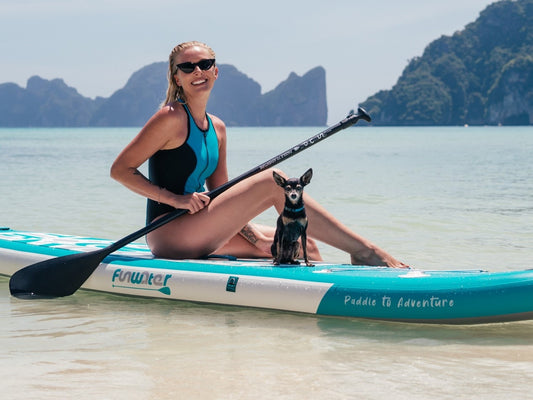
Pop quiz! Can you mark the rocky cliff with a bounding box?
[361,0,533,126]
[0,64,327,127]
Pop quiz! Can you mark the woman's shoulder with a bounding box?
[137,103,188,149]
[208,113,226,132]
[144,103,187,131]
[158,102,187,121]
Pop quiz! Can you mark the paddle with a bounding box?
[9,107,371,299]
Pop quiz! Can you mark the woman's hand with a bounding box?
[170,191,210,214]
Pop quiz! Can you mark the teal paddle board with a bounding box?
[1,228,532,324]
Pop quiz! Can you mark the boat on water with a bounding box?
[1,228,532,324]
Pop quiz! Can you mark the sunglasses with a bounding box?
[175,59,216,74]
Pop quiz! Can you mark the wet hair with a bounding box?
[161,41,216,107]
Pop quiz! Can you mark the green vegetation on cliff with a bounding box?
[362,0,533,125]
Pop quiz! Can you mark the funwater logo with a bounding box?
[111,268,172,295]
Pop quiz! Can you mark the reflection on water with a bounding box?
[1,277,532,399]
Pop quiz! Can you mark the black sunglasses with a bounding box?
[175,59,216,74]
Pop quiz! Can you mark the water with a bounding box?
[1,126,532,399]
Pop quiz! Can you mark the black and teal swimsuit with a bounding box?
[146,104,219,223]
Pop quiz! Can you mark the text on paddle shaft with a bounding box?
[262,131,329,169]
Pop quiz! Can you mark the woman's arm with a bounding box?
[110,106,210,213]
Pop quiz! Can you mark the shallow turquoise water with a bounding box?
[1,126,532,399]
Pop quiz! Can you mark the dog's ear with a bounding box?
[300,168,313,186]
[272,171,286,187]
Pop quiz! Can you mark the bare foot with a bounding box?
[350,247,410,269]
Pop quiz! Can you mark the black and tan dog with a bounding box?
[271,168,313,266]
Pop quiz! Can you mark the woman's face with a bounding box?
[174,46,218,98]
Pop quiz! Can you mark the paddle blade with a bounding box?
[9,248,108,299]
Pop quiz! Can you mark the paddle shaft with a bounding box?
[108,107,371,253]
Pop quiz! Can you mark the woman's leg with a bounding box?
[147,168,407,268]
[213,224,323,260]
[303,195,409,268]
[147,169,286,259]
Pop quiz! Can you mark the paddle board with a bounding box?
[1,228,532,324]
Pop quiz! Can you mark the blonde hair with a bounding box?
[161,41,216,107]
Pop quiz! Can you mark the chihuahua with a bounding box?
[271,168,313,266]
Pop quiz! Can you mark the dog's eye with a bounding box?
[296,185,302,191]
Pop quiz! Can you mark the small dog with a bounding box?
[271,168,313,266]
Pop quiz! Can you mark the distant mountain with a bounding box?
[361,0,533,126]
[210,65,327,126]
[0,76,99,127]
[89,62,168,127]
[0,64,327,127]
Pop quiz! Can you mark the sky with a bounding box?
[0,0,496,124]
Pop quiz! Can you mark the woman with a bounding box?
[111,41,408,268]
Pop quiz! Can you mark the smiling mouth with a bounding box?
[192,79,207,86]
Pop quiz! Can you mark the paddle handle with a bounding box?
[110,107,370,252]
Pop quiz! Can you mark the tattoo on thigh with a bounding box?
[240,225,258,244]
